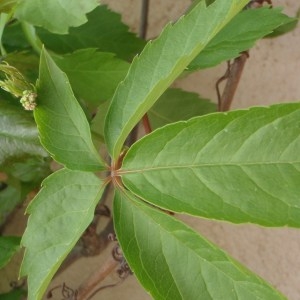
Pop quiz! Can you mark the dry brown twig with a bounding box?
[216,52,249,112]
[216,0,273,111]
[75,255,119,300]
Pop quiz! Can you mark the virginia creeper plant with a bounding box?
[0,0,299,299]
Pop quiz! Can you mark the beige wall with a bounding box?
[1,1,299,299]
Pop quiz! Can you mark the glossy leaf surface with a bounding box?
[37,5,145,60]
[105,0,249,160]
[0,101,47,165]
[121,103,300,227]
[114,189,285,299]
[0,236,21,268]
[55,49,130,103]
[35,48,105,171]
[189,7,294,69]
[20,169,105,300]
[148,88,216,129]
[14,0,99,34]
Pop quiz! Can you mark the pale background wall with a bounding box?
[1,1,300,299]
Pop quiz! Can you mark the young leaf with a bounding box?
[0,101,47,165]
[121,103,300,227]
[20,168,105,300]
[148,88,216,129]
[104,0,249,160]
[114,189,286,299]
[0,236,21,268]
[14,0,99,34]
[189,7,296,70]
[35,48,105,171]
[55,49,130,104]
[36,5,145,60]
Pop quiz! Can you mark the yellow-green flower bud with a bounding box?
[20,90,37,111]
[0,62,37,110]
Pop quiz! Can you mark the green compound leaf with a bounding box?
[189,7,296,70]
[55,49,130,104]
[121,103,300,227]
[37,5,145,60]
[20,168,105,300]
[0,101,47,166]
[104,0,249,160]
[35,48,105,171]
[148,88,216,129]
[14,0,99,34]
[0,236,21,269]
[114,189,286,300]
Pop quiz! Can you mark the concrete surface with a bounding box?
[1,1,300,299]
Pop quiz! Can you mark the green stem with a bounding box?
[21,21,43,55]
[21,21,62,60]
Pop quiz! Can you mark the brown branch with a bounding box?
[75,254,119,300]
[85,280,124,300]
[217,52,249,112]
[247,0,272,9]
[139,0,150,40]
[142,114,152,134]
[216,60,231,111]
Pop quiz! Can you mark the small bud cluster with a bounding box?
[0,62,37,111]
[20,90,37,111]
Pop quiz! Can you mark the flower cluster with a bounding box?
[20,90,37,111]
[0,61,37,110]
